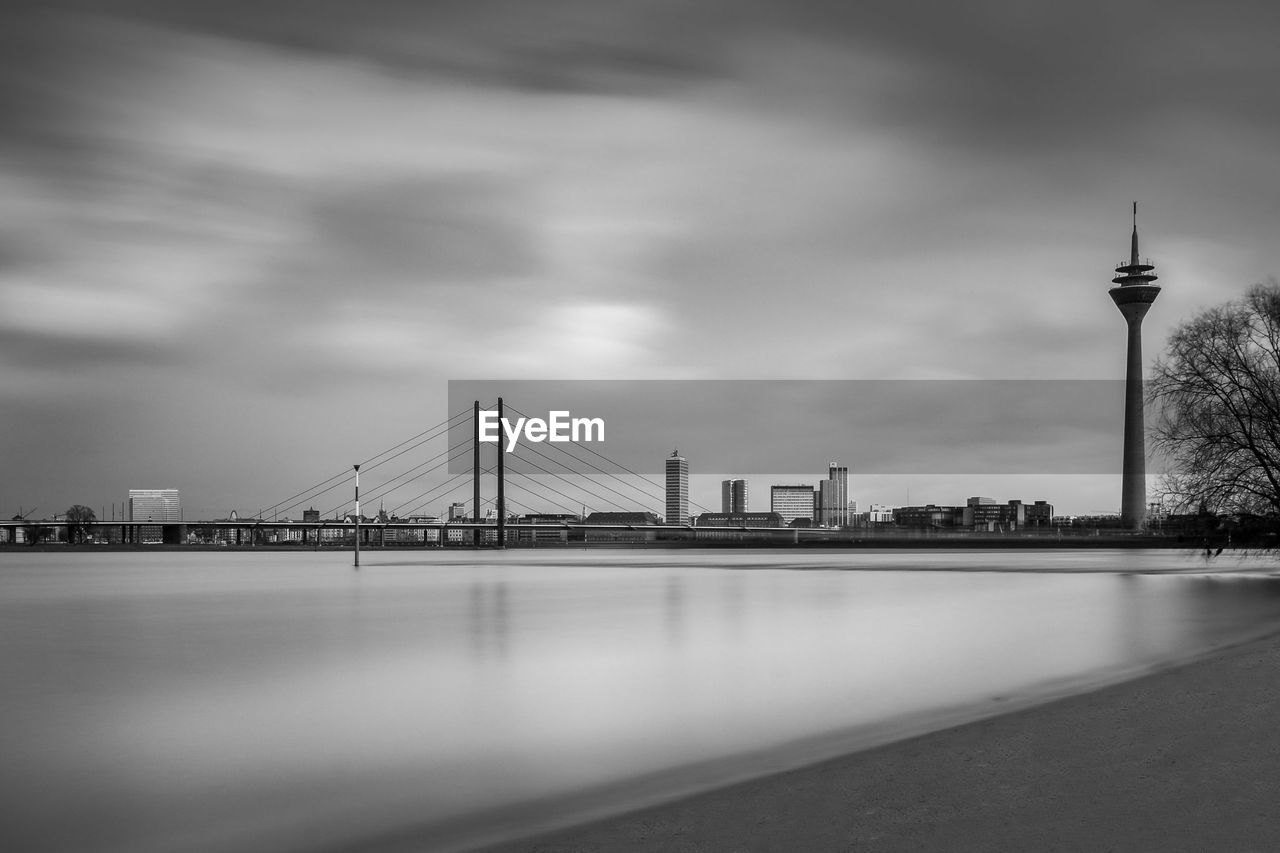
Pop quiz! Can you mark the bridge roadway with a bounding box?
[0,519,827,545]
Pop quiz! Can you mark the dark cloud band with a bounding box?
[448,379,1133,475]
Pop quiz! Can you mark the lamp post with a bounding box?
[353,464,361,569]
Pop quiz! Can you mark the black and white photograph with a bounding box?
[4,1,1280,851]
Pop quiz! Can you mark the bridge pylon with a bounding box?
[472,398,506,547]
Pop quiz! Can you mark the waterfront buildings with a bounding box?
[1110,203,1160,530]
[893,497,1055,531]
[666,450,689,526]
[721,479,748,514]
[771,485,816,526]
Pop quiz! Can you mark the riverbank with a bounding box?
[476,628,1280,852]
[1,535,1198,551]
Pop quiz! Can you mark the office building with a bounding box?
[818,463,849,528]
[128,489,180,523]
[666,450,689,526]
[721,478,748,514]
[771,484,816,526]
[1025,500,1054,527]
[128,489,180,544]
[963,497,1023,531]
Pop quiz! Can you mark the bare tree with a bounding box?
[1149,282,1280,535]
[65,504,96,544]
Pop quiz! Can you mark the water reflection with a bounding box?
[1,550,1279,853]
[469,581,509,662]
[721,569,745,639]
[664,575,683,645]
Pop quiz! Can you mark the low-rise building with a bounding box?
[695,512,784,527]
[894,505,964,528]
[512,513,581,544]
[858,504,897,526]
[583,511,660,542]
[695,511,785,541]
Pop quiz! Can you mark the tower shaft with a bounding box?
[1119,308,1149,529]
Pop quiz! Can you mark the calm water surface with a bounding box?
[2,549,1279,852]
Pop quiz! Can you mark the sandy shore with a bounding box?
[476,629,1280,852]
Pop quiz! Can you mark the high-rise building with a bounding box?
[666,450,689,525]
[771,485,816,526]
[818,463,849,527]
[721,478,748,514]
[1109,203,1160,530]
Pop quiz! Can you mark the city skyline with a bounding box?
[16,461,1065,527]
[5,2,1280,518]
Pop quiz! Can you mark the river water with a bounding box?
[2,549,1279,852]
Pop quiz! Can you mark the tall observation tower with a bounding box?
[1109,203,1160,530]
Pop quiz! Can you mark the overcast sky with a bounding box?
[3,0,1279,520]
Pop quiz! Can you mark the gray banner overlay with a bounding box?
[448,380,1136,475]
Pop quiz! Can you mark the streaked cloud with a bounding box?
[3,0,1280,515]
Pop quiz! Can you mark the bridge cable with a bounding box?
[260,407,473,519]
[503,402,713,514]
[504,439,659,513]
[504,470,600,517]
[508,448,641,514]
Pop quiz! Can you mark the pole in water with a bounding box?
[353,463,361,569]
[497,396,505,548]
[473,400,481,548]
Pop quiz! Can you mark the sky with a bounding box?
[3,0,1279,520]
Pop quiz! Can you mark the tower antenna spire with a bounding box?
[1130,201,1139,266]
